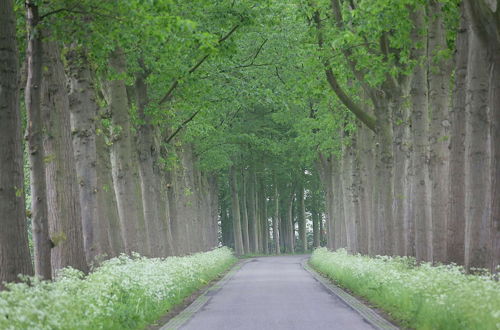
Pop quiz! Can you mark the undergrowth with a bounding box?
[0,247,236,330]
[310,248,500,330]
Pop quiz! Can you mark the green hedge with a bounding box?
[310,248,500,330]
[0,247,236,329]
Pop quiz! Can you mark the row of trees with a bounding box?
[307,0,499,271]
[203,0,498,272]
[1,0,247,286]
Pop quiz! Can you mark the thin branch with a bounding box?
[216,107,242,129]
[39,4,120,21]
[241,38,268,64]
[39,4,81,20]
[218,24,240,43]
[275,66,286,84]
[165,110,201,144]
[159,24,240,105]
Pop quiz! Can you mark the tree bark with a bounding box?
[297,182,307,252]
[490,45,500,273]
[273,178,280,254]
[135,69,167,257]
[310,174,321,249]
[332,157,346,250]
[392,98,410,257]
[95,116,124,257]
[447,3,468,266]
[67,47,110,262]
[357,124,374,255]
[247,167,259,253]
[0,0,34,287]
[108,48,148,255]
[318,155,335,250]
[285,190,295,253]
[240,170,250,253]
[259,177,269,254]
[230,166,244,255]
[463,17,492,270]
[25,1,51,280]
[427,1,452,263]
[463,0,499,270]
[41,39,88,274]
[409,8,431,260]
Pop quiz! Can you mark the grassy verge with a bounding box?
[310,248,500,330]
[0,247,236,330]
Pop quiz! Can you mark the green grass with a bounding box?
[0,247,236,330]
[310,248,500,330]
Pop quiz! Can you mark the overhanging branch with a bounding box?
[165,110,201,144]
[159,25,240,105]
[311,8,377,132]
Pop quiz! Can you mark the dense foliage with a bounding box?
[310,248,500,330]
[0,248,236,330]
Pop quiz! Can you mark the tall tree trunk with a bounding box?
[41,40,88,274]
[318,155,335,250]
[373,97,396,256]
[67,47,109,262]
[483,7,500,273]
[463,19,492,270]
[332,158,346,250]
[259,178,269,254]
[273,178,280,254]
[490,45,500,273]
[285,190,295,253]
[447,3,468,266]
[221,194,233,248]
[240,170,250,253]
[247,167,259,253]
[108,48,148,255]
[135,69,165,257]
[95,117,124,257]
[428,0,452,263]
[311,210,320,249]
[463,0,499,270]
[341,136,359,253]
[392,99,410,256]
[0,0,34,287]
[230,166,244,255]
[357,125,374,255]
[208,175,219,249]
[409,7,431,261]
[25,1,51,280]
[297,182,307,252]
[462,0,500,273]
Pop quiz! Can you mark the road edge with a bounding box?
[159,259,250,330]
[302,259,399,330]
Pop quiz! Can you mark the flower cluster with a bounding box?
[310,248,500,329]
[0,247,236,329]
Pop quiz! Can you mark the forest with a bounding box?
[0,0,499,327]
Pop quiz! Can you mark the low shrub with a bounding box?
[310,248,500,330]
[0,247,236,329]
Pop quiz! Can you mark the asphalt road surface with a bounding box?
[180,255,376,330]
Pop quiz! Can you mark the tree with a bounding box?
[0,0,33,287]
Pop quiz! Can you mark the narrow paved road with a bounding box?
[180,255,375,330]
